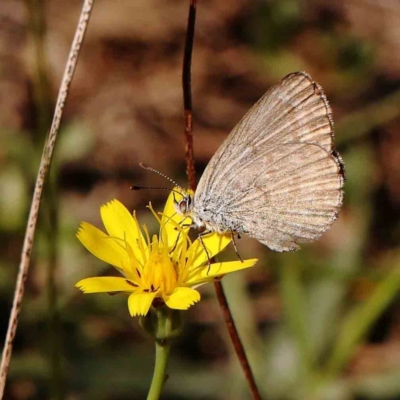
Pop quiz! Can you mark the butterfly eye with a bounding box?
[178,199,187,214]
[178,196,192,214]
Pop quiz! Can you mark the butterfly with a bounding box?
[176,72,345,252]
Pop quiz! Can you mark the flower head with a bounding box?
[76,189,258,316]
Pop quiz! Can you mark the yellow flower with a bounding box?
[75,189,258,316]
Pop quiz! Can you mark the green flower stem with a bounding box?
[142,306,183,400]
[147,338,172,400]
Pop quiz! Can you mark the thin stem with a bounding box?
[182,0,197,191]
[214,281,262,400]
[181,0,262,398]
[27,0,52,144]
[26,0,64,397]
[143,307,179,400]
[147,339,172,400]
[44,172,63,400]
[0,1,95,397]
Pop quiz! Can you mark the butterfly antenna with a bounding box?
[139,163,184,191]
[130,185,182,197]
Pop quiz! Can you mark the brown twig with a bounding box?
[181,1,262,398]
[214,281,262,400]
[182,0,197,191]
[0,1,95,397]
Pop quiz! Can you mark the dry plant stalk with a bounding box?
[181,1,261,398]
[0,0,95,397]
[182,0,197,191]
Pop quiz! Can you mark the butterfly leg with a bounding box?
[197,231,212,274]
[230,229,243,263]
[170,218,195,253]
[169,232,181,254]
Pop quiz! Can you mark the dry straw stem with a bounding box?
[181,1,261,399]
[0,0,95,397]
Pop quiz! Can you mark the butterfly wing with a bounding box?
[194,72,345,251]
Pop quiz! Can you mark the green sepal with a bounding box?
[140,305,184,343]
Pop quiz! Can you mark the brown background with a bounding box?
[1,0,400,399]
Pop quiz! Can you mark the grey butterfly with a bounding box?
[177,71,345,252]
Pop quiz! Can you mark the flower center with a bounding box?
[137,237,178,296]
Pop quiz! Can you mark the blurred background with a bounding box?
[1,0,400,399]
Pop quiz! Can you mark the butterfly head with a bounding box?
[175,192,212,232]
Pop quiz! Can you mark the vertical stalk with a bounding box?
[147,340,172,400]
[181,2,261,398]
[26,0,63,397]
[214,281,262,400]
[182,0,197,191]
[143,307,182,400]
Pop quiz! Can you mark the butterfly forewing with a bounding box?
[193,71,344,251]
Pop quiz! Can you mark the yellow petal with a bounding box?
[191,232,232,268]
[77,222,129,272]
[162,188,182,220]
[187,259,258,286]
[75,277,138,293]
[100,200,148,266]
[165,287,200,310]
[160,188,192,248]
[128,291,156,316]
